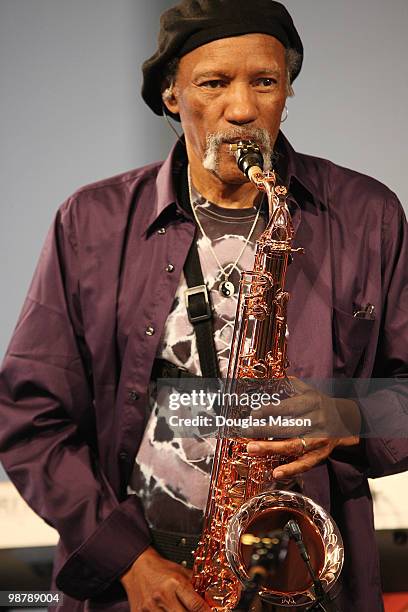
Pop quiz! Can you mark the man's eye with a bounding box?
[200,80,225,89]
[256,78,278,87]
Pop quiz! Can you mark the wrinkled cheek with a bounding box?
[178,104,209,151]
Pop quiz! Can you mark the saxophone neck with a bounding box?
[229,140,292,241]
[262,188,294,246]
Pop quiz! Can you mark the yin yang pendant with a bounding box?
[219,280,235,298]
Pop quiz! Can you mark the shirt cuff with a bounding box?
[56,495,151,600]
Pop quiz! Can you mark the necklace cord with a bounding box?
[187,165,262,283]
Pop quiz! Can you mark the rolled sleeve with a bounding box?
[56,495,150,599]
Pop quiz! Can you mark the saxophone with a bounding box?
[192,142,344,610]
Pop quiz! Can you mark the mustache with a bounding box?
[203,127,273,173]
[206,127,271,149]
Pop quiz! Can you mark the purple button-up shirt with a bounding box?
[0,132,407,611]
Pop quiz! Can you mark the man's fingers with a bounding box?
[247,437,325,457]
[260,393,309,416]
[175,582,211,612]
[288,376,313,394]
[155,594,186,612]
[246,436,337,479]
[259,392,325,419]
[271,447,327,479]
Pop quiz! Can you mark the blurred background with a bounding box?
[1,1,407,610]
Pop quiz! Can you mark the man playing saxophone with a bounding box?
[0,1,407,611]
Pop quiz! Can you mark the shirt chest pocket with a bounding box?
[332,307,375,377]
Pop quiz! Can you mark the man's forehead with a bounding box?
[180,34,287,75]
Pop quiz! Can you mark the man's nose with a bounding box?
[224,84,258,125]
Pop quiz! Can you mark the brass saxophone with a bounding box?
[192,142,344,610]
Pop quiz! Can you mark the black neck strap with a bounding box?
[176,163,220,379]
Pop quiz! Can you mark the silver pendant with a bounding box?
[220,280,235,298]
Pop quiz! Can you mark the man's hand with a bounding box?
[247,378,361,480]
[120,546,211,612]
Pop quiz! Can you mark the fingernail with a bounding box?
[247,443,261,454]
[274,469,284,479]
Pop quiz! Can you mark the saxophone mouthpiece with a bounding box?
[229,140,264,184]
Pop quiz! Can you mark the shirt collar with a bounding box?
[142,139,190,236]
[274,131,323,205]
[143,131,323,235]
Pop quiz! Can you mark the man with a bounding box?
[0,1,407,611]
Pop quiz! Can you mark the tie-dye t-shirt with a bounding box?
[129,189,267,534]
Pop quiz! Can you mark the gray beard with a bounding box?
[202,127,274,174]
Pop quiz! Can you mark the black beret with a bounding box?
[142,0,303,118]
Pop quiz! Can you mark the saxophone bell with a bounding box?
[225,490,343,608]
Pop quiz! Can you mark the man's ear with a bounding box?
[161,85,179,116]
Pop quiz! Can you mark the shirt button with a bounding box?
[180,537,187,546]
[157,228,166,235]
[119,451,129,461]
[127,390,139,402]
[145,326,155,336]
[165,264,175,273]
[181,560,188,567]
